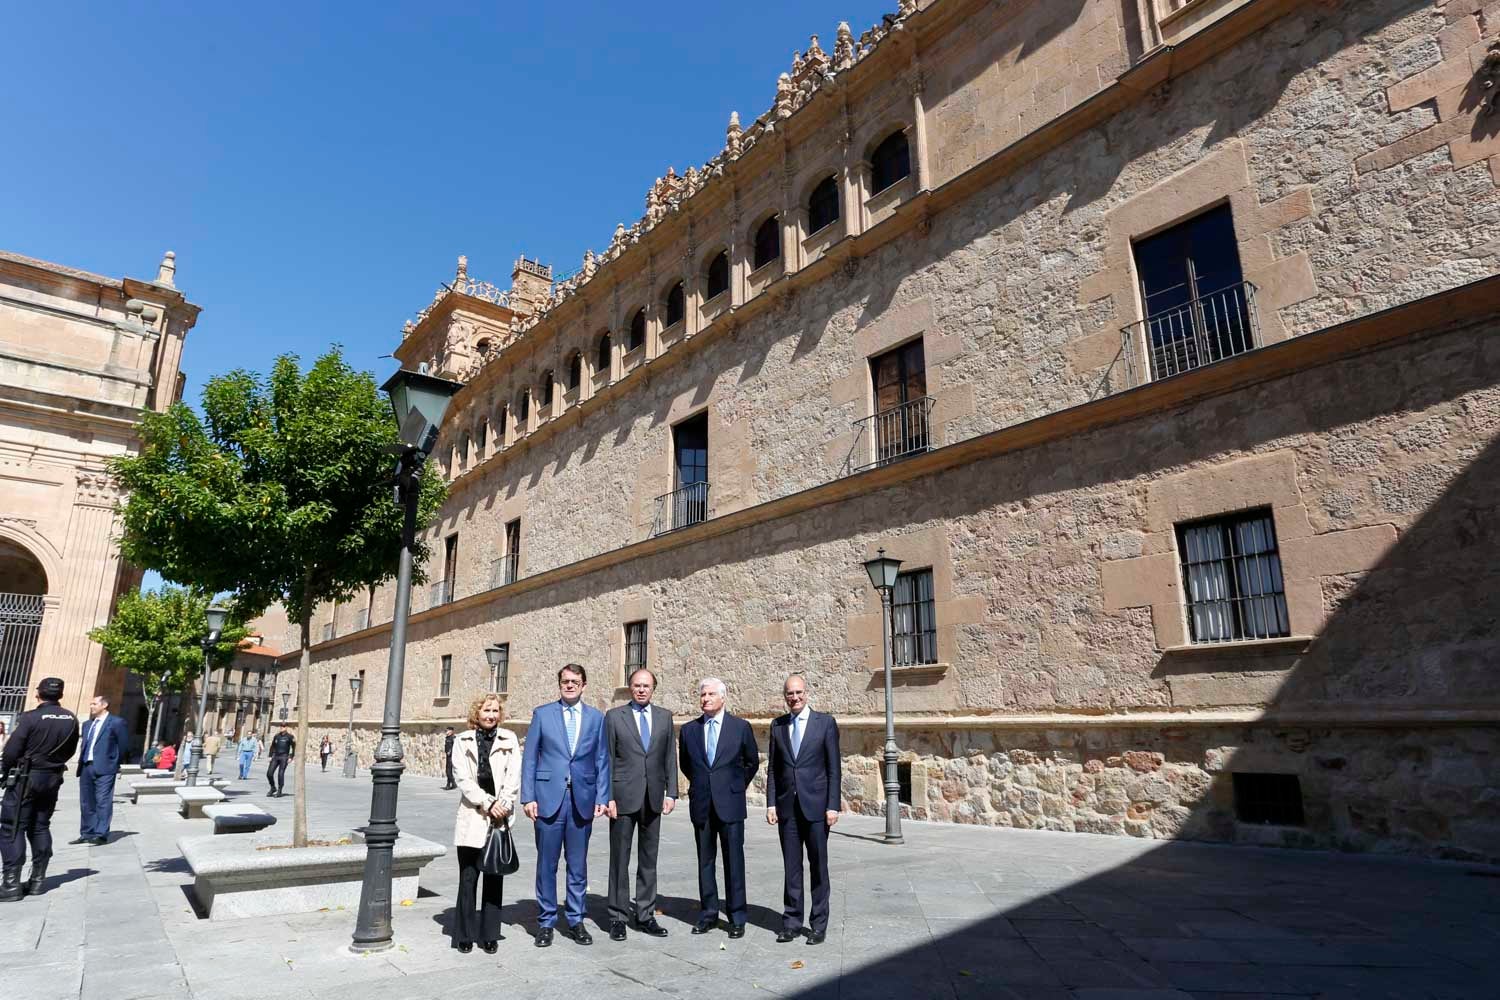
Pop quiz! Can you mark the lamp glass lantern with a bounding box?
[280,692,290,710]
[863,548,903,593]
[205,604,228,641]
[349,675,362,699]
[380,365,463,453]
[484,644,507,691]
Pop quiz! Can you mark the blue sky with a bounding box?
[4,1,893,403]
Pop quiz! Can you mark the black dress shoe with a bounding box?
[775,928,800,943]
[727,923,746,939]
[691,919,716,935]
[69,837,90,845]
[535,927,553,948]
[806,930,826,945]
[609,920,627,941]
[632,917,668,937]
[480,940,498,954]
[456,942,473,954]
[561,922,593,945]
[88,837,108,846]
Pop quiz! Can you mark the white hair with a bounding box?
[698,677,727,698]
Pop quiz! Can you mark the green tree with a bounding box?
[109,349,445,845]
[89,586,248,754]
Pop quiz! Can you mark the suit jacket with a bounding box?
[605,702,678,814]
[76,714,128,776]
[766,710,841,821]
[520,700,611,819]
[678,712,759,825]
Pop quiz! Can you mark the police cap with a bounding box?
[36,676,65,700]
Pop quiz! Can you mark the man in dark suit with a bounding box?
[604,667,677,941]
[766,674,841,945]
[678,677,759,938]
[442,727,457,789]
[520,663,610,948]
[73,694,128,847]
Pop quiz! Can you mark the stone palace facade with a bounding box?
[276,0,1499,861]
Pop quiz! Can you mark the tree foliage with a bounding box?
[109,349,446,843]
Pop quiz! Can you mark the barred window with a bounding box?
[1177,509,1290,643]
[625,620,648,674]
[490,643,510,694]
[439,654,452,698]
[892,569,937,666]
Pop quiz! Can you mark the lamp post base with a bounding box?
[343,752,357,778]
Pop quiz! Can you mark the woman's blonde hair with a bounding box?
[466,692,505,728]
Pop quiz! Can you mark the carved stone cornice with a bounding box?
[74,469,120,508]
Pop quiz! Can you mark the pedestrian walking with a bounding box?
[1,677,80,901]
[766,673,841,946]
[236,731,257,779]
[319,736,333,772]
[73,695,127,847]
[254,733,265,759]
[267,725,294,796]
[603,667,676,941]
[442,727,457,789]
[449,693,521,954]
[203,731,222,774]
[520,663,610,947]
[678,677,760,938]
[178,731,194,776]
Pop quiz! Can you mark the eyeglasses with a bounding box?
[559,679,582,687]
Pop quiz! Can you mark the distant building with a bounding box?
[0,249,198,731]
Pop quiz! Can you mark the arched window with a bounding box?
[595,331,612,374]
[705,251,729,300]
[628,308,647,351]
[807,175,840,234]
[459,432,470,469]
[870,130,911,195]
[753,216,780,270]
[664,282,685,327]
[497,404,509,440]
[475,337,492,355]
[517,390,530,424]
[476,420,487,455]
[566,352,582,391]
[540,370,555,408]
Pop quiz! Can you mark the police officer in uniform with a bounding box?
[1,677,80,901]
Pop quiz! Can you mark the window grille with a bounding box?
[891,569,937,666]
[1177,510,1290,643]
[439,654,452,698]
[625,620,648,674]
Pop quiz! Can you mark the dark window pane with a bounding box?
[870,131,911,194]
[540,372,554,407]
[1232,772,1305,826]
[625,621,648,672]
[665,282,685,327]
[753,216,780,270]
[568,353,582,390]
[891,569,937,665]
[674,413,709,488]
[596,332,611,373]
[706,252,729,300]
[808,176,840,234]
[628,309,647,351]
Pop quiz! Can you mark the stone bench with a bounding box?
[177,831,447,920]
[143,769,173,779]
[131,778,229,804]
[118,764,143,776]
[176,786,227,819]
[202,803,277,835]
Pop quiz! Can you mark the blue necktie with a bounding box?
[791,714,803,759]
[638,707,651,750]
[706,717,718,765]
[564,705,578,756]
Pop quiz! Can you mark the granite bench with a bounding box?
[131,778,229,804]
[177,831,447,920]
[202,803,277,835]
[176,786,227,819]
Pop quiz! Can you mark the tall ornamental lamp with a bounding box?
[862,548,905,845]
[185,605,229,788]
[484,644,507,693]
[343,675,362,778]
[352,363,462,954]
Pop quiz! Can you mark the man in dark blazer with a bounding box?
[73,694,128,846]
[766,674,841,945]
[520,663,610,948]
[604,667,677,940]
[678,677,759,938]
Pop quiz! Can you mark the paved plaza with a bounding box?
[1,763,1496,1000]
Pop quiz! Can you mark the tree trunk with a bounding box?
[294,609,312,848]
[143,690,158,763]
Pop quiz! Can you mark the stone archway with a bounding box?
[0,537,49,724]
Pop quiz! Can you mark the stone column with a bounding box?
[909,65,931,193]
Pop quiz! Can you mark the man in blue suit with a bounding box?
[766,673,841,945]
[678,677,760,938]
[521,663,610,948]
[73,694,128,846]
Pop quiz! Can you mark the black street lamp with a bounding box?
[351,363,462,954]
[862,548,904,845]
[344,675,362,778]
[279,691,290,722]
[185,605,229,788]
[484,644,507,693]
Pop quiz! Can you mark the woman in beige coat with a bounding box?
[450,692,521,953]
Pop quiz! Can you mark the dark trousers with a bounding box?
[77,764,117,839]
[0,771,63,869]
[267,755,289,793]
[320,753,331,772]
[607,807,661,923]
[533,800,593,928]
[693,810,747,925]
[453,845,505,944]
[778,801,831,933]
[444,757,455,788]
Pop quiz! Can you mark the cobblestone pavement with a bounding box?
[2,762,1496,1000]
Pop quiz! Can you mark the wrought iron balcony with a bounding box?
[848,396,935,474]
[652,481,710,536]
[491,552,519,588]
[430,579,453,607]
[1123,281,1259,384]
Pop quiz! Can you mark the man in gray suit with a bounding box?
[604,667,677,941]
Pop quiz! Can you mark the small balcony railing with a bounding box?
[652,481,710,536]
[430,579,452,607]
[491,553,519,588]
[1124,281,1259,384]
[848,396,935,474]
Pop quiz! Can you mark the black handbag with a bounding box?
[479,821,520,875]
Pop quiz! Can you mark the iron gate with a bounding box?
[0,593,45,718]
